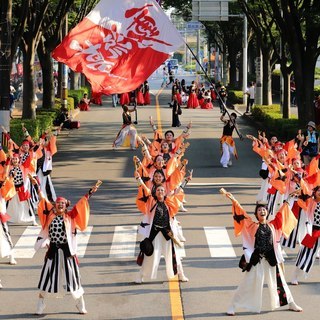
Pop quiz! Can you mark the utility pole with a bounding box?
[242,1,248,106]
[61,14,68,109]
[0,0,12,134]
[255,52,263,105]
[196,28,201,72]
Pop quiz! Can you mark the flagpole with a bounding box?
[185,42,242,139]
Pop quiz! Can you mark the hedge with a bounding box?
[9,112,56,147]
[251,104,301,140]
[228,90,243,104]
[68,89,86,107]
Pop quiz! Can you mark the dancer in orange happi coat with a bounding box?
[33,179,101,315]
[221,189,302,315]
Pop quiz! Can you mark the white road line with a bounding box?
[77,226,93,258]
[189,182,260,187]
[204,226,237,258]
[13,226,93,259]
[13,226,41,258]
[109,226,138,258]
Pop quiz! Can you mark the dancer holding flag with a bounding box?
[113,104,138,150]
[220,111,242,168]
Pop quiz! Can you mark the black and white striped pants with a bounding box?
[295,238,320,273]
[38,247,84,299]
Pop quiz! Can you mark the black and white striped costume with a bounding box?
[6,165,36,224]
[295,201,320,273]
[35,195,91,299]
[281,182,308,249]
[36,148,56,203]
[38,215,83,298]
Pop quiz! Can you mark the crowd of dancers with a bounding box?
[4,78,320,316]
[219,121,320,315]
[0,126,58,281]
[132,117,193,284]
[0,125,100,315]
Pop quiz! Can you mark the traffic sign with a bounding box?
[192,0,231,21]
[186,21,205,30]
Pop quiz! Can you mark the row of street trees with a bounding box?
[0,0,98,123]
[163,0,320,123]
[1,1,320,124]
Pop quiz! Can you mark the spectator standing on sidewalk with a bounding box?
[218,85,227,113]
[299,121,319,165]
[245,82,255,114]
[9,92,15,119]
[36,72,43,92]
[112,94,119,108]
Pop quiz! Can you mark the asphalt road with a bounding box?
[1,72,319,320]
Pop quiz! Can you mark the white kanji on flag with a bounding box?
[52,0,184,95]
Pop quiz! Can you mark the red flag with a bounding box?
[52,0,184,94]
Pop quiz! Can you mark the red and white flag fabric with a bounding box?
[52,0,184,95]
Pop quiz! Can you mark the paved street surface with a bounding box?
[1,70,319,320]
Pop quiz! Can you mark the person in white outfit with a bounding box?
[134,180,188,284]
[245,82,255,114]
[220,112,241,168]
[220,189,302,315]
[113,104,137,150]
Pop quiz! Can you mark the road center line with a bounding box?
[156,88,184,320]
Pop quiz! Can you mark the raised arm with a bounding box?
[220,188,252,236]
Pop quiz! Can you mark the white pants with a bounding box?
[228,259,294,313]
[220,142,234,167]
[114,125,137,148]
[140,232,181,280]
[256,179,269,203]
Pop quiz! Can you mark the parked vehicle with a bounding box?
[166,58,179,70]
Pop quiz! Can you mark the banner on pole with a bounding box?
[52,0,184,95]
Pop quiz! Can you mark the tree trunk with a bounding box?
[228,50,238,88]
[238,52,243,90]
[74,73,80,90]
[70,70,75,90]
[295,57,316,124]
[0,1,11,114]
[222,45,228,85]
[261,48,272,105]
[56,62,63,98]
[282,72,291,119]
[38,50,54,109]
[22,49,36,119]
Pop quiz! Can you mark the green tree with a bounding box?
[0,0,29,127]
[38,0,98,110]
[264,0,320,123]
